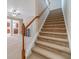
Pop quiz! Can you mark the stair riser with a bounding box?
[47,16,64,18]
[39,33,67,39]
[47,17,64,19]
[48,15,63,17]
[45,21,64,23]
[43,24,65,28]
[36,44,70,59]
[41,29,66,33]
[46,19,64,22]
[48,15,64,18]
[38,37,69,47]
[47,15,64,19]
[44,22,64,25]
[47,15,63,17]
[43,25,65,28]
[44,24,65,26]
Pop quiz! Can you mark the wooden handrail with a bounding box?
[25,16,38,29]
[22,7,48,59]
[25,7,48,29]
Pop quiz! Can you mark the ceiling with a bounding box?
[7,0,35,20]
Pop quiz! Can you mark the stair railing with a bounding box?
[22,7,48,59]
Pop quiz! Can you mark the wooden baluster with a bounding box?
[22,23,26,59]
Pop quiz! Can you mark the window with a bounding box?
[13,20,19,35]
[7,17,19,36]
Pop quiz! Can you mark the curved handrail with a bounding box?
[22,7,48,59]
[23,16,34,27]
[25,7,48,29]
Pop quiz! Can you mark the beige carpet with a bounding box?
[29,8,71,59]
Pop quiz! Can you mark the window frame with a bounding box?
[7,16,23,36]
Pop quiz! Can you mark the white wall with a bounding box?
[26,0,50,57]
[35,0,48,15]
[49,0,62,10]
[62,0,71,48]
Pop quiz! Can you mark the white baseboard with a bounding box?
[62,10,71,50]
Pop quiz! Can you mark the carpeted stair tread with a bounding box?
[38,35,68,43]
[40,32,67,39]
[36,40,70,54]
[40,32,67,35]
[43,24,65,28]
[29,51,47,59]
[32,46,66,59]
[38,37,69,47]
[41,28,66,33]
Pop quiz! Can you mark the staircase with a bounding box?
[29,9,71,59]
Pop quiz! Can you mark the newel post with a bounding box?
[22,23,26,59]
